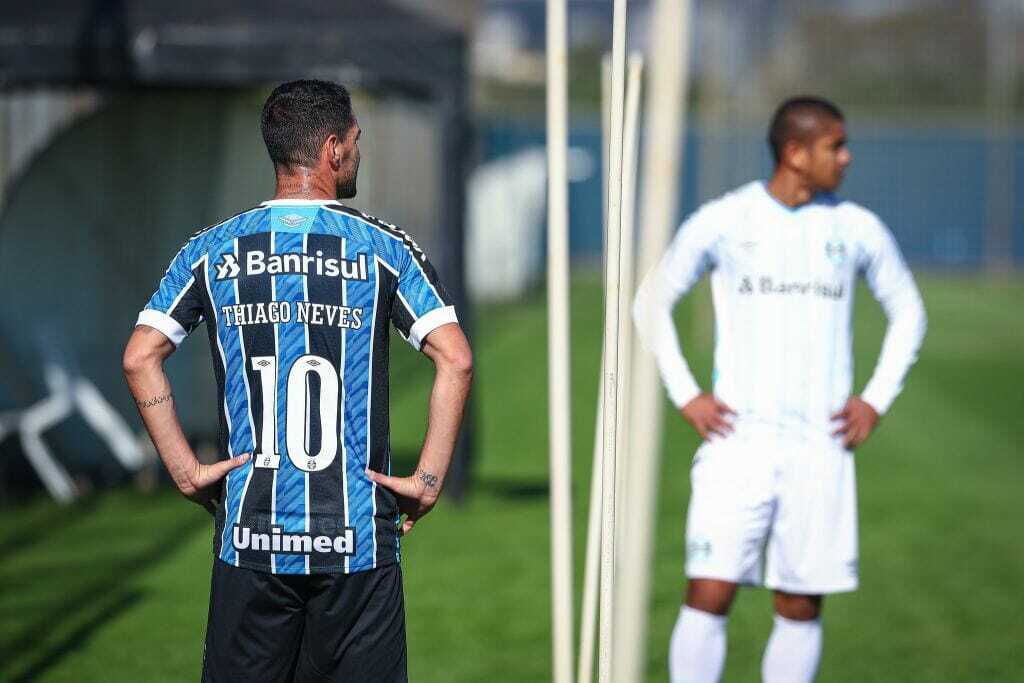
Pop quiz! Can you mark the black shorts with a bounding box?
[201,559,407,683]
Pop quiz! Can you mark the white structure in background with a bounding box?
[0,90,100,206]
[0,365,152,503]
[466,146,594,301]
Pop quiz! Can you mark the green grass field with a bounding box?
[2,273,1022,682]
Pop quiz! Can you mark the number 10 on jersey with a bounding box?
[250,355,340,472]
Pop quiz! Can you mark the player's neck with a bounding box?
[765,172,815,208]
[272,168,337,202]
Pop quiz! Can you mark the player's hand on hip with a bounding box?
[365,468,440,536]
[680,393,736,441]
[831,396,879,449]
[185,452,251,515]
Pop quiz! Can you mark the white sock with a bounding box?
[761,614,823,683]
[669,606,728,683]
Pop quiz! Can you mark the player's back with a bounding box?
[138,199,456,574]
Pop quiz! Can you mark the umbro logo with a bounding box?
[215,254,241,279]
[279,213,309,228]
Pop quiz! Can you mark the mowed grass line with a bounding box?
[0,274,1020,681]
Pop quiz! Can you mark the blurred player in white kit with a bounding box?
[633,97,927,682]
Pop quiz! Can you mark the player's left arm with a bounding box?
[834,216,927,448]
[364,230,472,534]
[368,323,472,535]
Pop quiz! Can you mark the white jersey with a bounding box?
[633,180,927,439]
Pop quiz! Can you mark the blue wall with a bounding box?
[482,119,1024,269]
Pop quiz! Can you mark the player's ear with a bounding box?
[323,134,341,169]
[785,139,809,172]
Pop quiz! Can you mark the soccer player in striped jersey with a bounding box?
[634,97,926,683]
[123,80,472,682]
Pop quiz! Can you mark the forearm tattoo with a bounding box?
[136,393,172,409]
[418,469,439,489]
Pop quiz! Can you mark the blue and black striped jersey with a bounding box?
[138,199,457,574]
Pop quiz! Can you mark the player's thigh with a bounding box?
[202,559,307,683]
[766,444,858,594]
[685,436,776,585]
[296,562,407,683]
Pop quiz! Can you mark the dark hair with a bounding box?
[261,80,355,169]
[767,96,844,165]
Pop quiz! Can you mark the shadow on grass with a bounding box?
[9,590,144,682]
[0,497,100,558]
[476,478,549,500]
[0,505,206,680]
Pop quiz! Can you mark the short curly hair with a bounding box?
[261,80,355,169]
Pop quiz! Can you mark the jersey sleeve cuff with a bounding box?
[407,306,458,350]
[137,309,188,346]
[665,377,702,410]
[859,385,894,416]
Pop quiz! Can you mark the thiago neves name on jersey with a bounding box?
[215,248,369,329]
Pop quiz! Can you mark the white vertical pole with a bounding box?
[546,0,574,681]
[579,52,643,683]
[614,51,644,521]
[610,53,644,682]
[577,57,609,683]
[619,0,692,680]
[599,0,628,681]
[577,351,604,683]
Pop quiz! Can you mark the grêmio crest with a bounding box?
[825,239,847,266]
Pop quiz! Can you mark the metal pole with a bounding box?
[579,54,642,682]
[610,50,644,681]
[615,52,644,522]
[577,53,613,683]
[599,1,628,680]
[619,0,692,680]
[546,0,574,681]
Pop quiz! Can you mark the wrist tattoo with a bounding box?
[136,393,172,409]
[418,470,438,489]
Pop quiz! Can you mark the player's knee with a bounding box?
[685,579,738,616]
[773,591,822,621]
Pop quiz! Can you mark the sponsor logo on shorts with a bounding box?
[232,524,356,555]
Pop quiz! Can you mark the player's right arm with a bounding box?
[123,326,250,514]
[125,243,248,513]
[632,205,734,439]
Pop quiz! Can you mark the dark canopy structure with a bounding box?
[0,1,474,500]
[1,1,463,94]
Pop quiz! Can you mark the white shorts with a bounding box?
[684,429,858,594]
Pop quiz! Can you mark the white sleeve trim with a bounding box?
[408,306,458,350]
[137,309,188,346]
